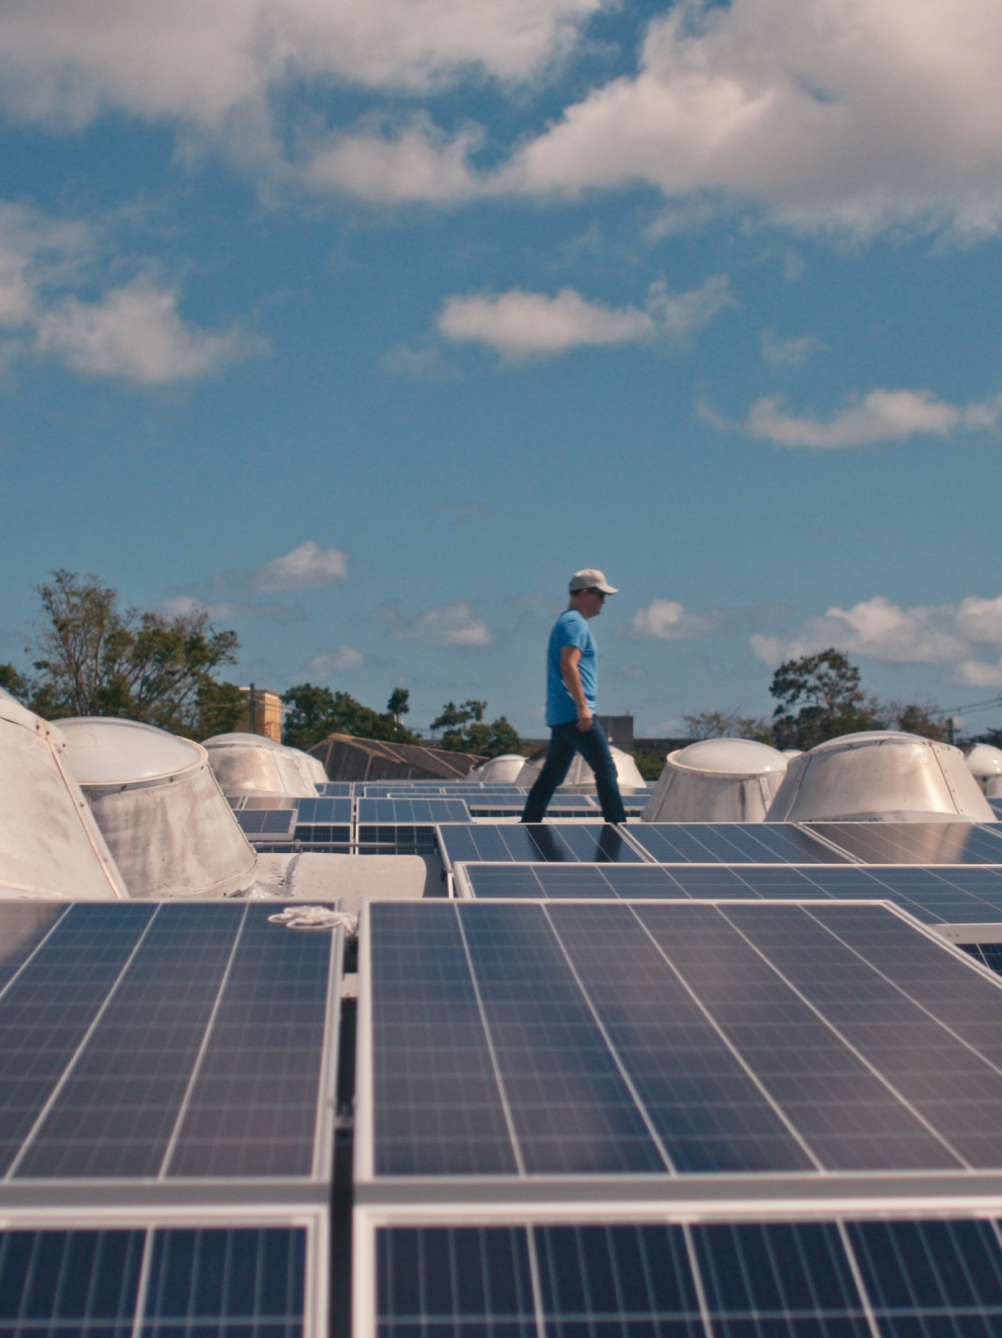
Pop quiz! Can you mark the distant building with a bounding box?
[596,713,634,747]
[236,686,283,743]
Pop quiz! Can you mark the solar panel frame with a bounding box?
[355,1210,1002,1338]
[0,901,343,1202]
[0,1210,328,1338]
[357,897,1002,1201]
[436,822,648,871]
[453,860,1002,924]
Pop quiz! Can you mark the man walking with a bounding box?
[520,569,627,825]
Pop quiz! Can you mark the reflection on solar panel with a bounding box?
[237,808,297,838]
[242,795,299,809]
[456,860,1002,922]
[372,1218,1002,1338]
[467,796,598,818]
[437,823,645,868]
[316,782,353,796]
[0,1226,309,1337]
[809,820,1002,864]
[630,823,846,864]
[357,798,471,823]
[362,900,1002,1181]
[0,902,339,1184]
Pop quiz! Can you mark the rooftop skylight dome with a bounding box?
[766,730,995,823]
[57,718,257,898]
[467,754,526,784]
[0,690,127,900]
[201,731,317,798]
[642,738,789,823]
[515,746,645,794]
[288,746,328,787]
[962,742,1002,795]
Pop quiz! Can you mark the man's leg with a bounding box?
[520,723,577,822]
[575,720,627,823]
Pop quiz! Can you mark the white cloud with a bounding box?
[438,275,732,360]
[502,0,1002,236]
[0,201,257,384]
[0,0,604,130]
[33,278,251,384]
[715,387,1002,450]
[303,119,482,203]
[751,594,1002,675]
[630,599,719,641]
[307,646,366,678]
[161,595,304,623]
[251,541,349,592]
[380,600,495,646]
[760,330,822,367]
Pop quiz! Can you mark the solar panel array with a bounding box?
[0,901,342,1338]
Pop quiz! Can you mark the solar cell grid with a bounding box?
[809,820,1002,865]
[437,823,645,868]
[374,1217,1002,1338]
[363,900,1002,1181]
[631,823,847,864]
[237,808,297,838]
[0,1226,308,1338]
[296,798,353,824]
[0,902,340,1186]
[357,798,471,823]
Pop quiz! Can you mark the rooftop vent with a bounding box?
[467,754,526,784]
[765,730,994,823]
[0,691,127,900]
[201,731,317,798]
[516,745,645,794]
[642,738,789,822]
[961,742,1002,794]
[58,718,257,898]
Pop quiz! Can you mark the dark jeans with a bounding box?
[520,719,626,824]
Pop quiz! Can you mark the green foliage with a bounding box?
[387,687,410,721]
[430,699,522,757]
[0,662,29,702]
[23,570,241,738]
[633,750,667,781]
[769,648,885,750]
[887,702,947,741]
[683,709,776,745]
[281,683,419,751]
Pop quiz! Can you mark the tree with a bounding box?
[387,688,410,724]
[23,570,242,738]
[430,699,522,757]
[281,684,419,751]
[769,648,885,750]
[683,709,775,745]
[886,702,948,741]
[0,663,29,702]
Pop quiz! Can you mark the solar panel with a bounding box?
[436,823,646,868]
[455,860,1002,923]
[293,797,353,845]
[357,798,471,823]
[0,1225,313,1338]
[990,798,1002,820]
[629,822,847,864]
[0,902,341,1186]
[237,808,297,838]
[361,900,1002,1183]
[369,1216,1002,1338]
[316,782,353,796]
[962,942,1002,975]
[241,795,299,809]
[808,820,1002,864]
[466,795,597,818]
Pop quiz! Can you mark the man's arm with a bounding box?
[560,645,593,731]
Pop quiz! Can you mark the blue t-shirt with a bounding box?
[546,610,597,726]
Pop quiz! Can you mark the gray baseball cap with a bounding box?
[569,568,618,594]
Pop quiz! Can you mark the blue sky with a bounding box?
[2,0,1002,737]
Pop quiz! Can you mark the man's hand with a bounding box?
[576,708,594,732]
